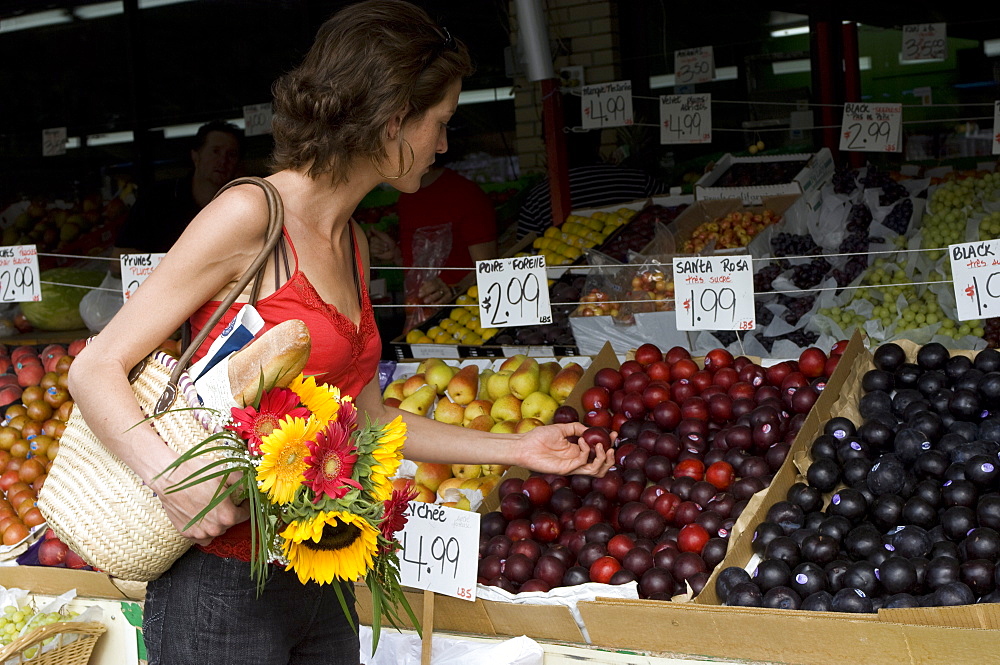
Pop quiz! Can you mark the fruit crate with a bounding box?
[695,148,834,206]
[668,193,801,256]
[0,621,105,665]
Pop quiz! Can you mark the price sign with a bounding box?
[993,102,1000,156]
[660,93,711,144]
[0,245,41,303]
[674,46,715,86]
[901,23,947,62]
[397,501,480,601]
[581,80,634,130]
[120,253,165,301]
[242,102,273,137]
[950,239,1000,321]
[42,127,67,157]
[476,255,552,328]
[673,255,755,331]
[839,102,902,153]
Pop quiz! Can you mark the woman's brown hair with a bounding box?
[270,0,473,183]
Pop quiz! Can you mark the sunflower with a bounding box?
[290,375,342,423]
[304,420,362,501]
[280,510,378,585]
[228,387,309,455]
[368,416,407,501]
[257,416,321,504]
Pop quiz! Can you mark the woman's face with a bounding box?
[392,79,461,193]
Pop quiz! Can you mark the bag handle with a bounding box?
[152,176,285,416]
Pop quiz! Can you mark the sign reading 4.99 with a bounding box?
[0,245,41,303]
[581,80,634,130]
[660,93,711,144]
[673,254,755,331]
[476,255,552,328]
[398,502,480,601]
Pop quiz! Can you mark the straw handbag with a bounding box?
[37,177,285,582]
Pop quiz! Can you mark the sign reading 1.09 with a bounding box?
[0,245,41,303]
[839,103,902,153]
[397,501,480,601]
[673,254,755,332]
[950,239,1000,321]
[660,93,711,145]
[581,80,633,130]
[476,255,552,329]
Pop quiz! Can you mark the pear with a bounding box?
[509,357,540,400]
[414,462,453,492]
[498,353,529,374]
[398,384,437,417]
[424,359,457,396]
[451,463,483,480]
[433,397,465,425]
[477,368,495,401]
[515,417,545,433]
[402,373,428,398]
[490,419,519,434]
[549,363,585,404]
[486,370,513,401]
[466,414,496,431]
[538,361,562,395]
[382,378,406,402]
[521,390,559,424]
[491,393,523,422]
[446,365,479,405]
[462,399,494,426]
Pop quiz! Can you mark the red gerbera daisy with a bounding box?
[304,420,362,501]
[228,387,309,455]
[380,482,418,552]
[337,398,358,432]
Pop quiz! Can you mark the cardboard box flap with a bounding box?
[879,603,1000,630]
[353,585,498,637]
[0,566,134,601]
[482,600,586,642]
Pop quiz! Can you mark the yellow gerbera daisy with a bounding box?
[369,416,407,501]
[290,374,342,423]
[257,416,321,504]
[280,510,378,585]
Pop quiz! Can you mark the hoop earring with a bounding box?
[372,139,414,180]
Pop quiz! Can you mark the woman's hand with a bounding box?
[418,276,454,306]
[515,422,615,477]
[149,455,251,545]
[367,228,400,263]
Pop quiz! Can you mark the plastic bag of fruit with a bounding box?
[571,249,629,323]
[402,223,452,334]
[621,252,675,316]
[79,271,124,333]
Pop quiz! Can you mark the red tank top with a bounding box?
[191,225,381,561]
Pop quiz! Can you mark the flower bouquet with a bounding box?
[159,374,419,650]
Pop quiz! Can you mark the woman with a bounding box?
[67,2,613,663]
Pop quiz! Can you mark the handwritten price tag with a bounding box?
[120,253,165,301]
[950,240,1000,321]
[993,102,1000,156]
[660,93,711,144]
[839,102,902,153]
[398,502,480,601]
[581,80,634,130]
[476,256,552,328]
[42,127,67,157]
[0,245,41,303]
[674,254,755,331]
[901,23,947,62]
[674,46,715,85]
[242,102,273,137]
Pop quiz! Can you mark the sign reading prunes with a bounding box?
[660,93,711,144]
[397,501,480,601]
[42,128,67,157]
[0,245,41,302]
[120,253,166,301]
[476,255,552,328]
[950,239,1000,321]
[839,102,902,153]
[901,23,947,62]
[674,46,715,85]
[673,254,755,331]
[581,80,634,130]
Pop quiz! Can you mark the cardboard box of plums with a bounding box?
[578,334,1000,665]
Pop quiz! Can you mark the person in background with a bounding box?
[115,120,243,254]
[368,159,497,306]
[516,113,666,240]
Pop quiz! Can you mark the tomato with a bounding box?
[589,555,622,584]
[677,523,710,554]
[673,458,705,482]
[704,461,735,490]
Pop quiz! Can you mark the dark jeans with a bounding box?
[143,548,360,665]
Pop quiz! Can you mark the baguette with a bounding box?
[227,319,311,405]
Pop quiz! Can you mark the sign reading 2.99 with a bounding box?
[673,254,755,331]
[398,502,480,601]
[839,103,902,153]
[0,245,41,303]
[476,255,552,328]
